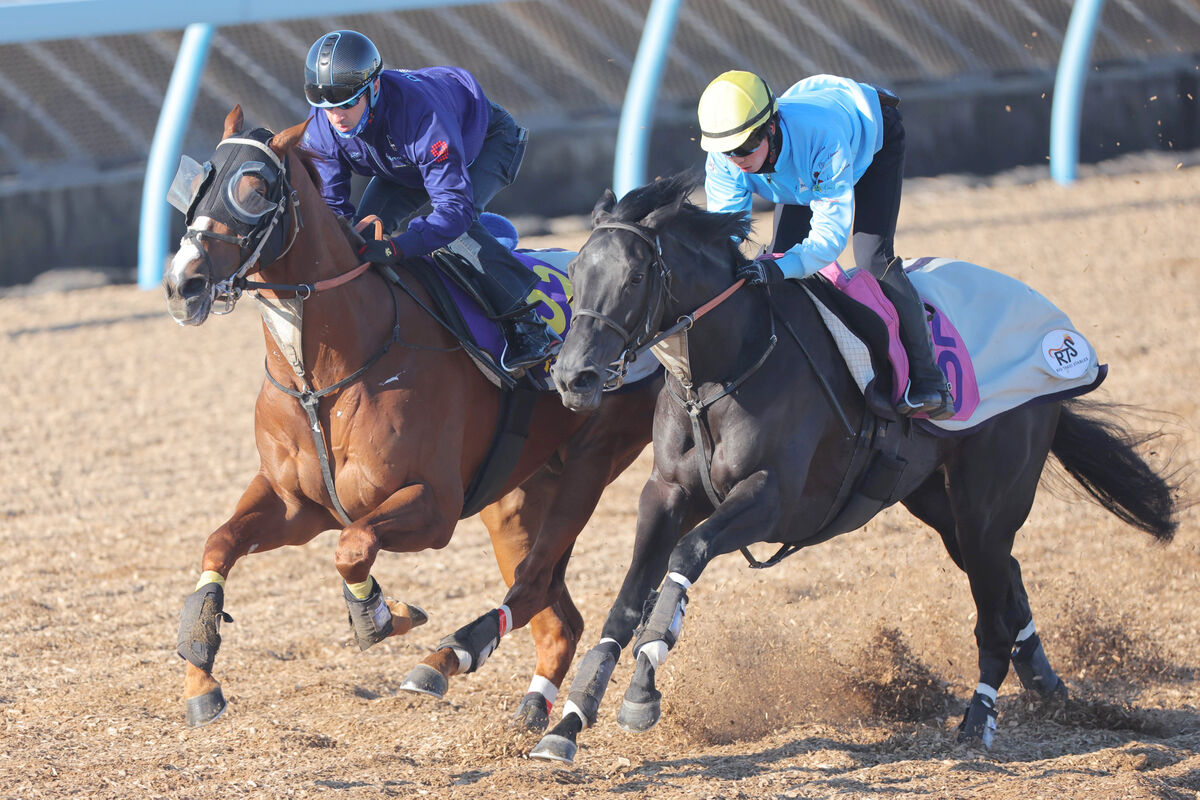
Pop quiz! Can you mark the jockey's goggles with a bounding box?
[723,124,768,158]
[305,82,369,109]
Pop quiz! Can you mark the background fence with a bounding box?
[1,0,1198,284]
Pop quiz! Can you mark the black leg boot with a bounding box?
[878,260,954,420]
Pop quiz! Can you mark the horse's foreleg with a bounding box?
[179,474,330,727]
[532,475,691,764]
[618,470,782,733]
[335,482,452,651]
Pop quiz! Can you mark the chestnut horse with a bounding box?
[532,173,1178,763]
[162,107,658,729]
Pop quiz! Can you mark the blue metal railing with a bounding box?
[1050,0,1108,184]
[613,0,684,198]
[137,24,213,289]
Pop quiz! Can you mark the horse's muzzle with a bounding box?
[552,362,604,413]
[164,274,214,326]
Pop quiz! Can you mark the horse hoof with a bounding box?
[185,686,227,728]
[399,664,448,698]
[616,696,661,733]
[530,733,577,764]
[509,692,551,732]
[406,604,429,628]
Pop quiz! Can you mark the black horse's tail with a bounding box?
[1050,399,1180,541]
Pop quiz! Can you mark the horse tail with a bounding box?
[1050,399,1180,542]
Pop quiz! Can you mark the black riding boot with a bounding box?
[878,259,954,420]
[438,223,562,374]
[500,308,562,373]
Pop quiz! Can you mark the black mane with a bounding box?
[611,171,752,248]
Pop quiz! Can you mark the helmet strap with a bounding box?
[754,117,782,175]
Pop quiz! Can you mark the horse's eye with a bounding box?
[630,271,645,286]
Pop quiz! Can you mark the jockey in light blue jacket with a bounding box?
[703,75,882,281]
[698,70,953,420]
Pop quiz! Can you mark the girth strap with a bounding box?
[740,413,909,569]
[459,386,540,519]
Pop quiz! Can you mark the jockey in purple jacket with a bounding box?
[300,29,560,373]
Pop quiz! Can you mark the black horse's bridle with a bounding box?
[573,220,674,389]
[174,131,302,313]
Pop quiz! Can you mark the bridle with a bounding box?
[176,133,302,314]
[573,220,673,389]
[575,220,750,390]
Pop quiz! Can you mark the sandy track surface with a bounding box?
[1,160,1197,799]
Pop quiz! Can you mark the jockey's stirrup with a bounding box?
[500,309,562,374]
[897,380,954,421]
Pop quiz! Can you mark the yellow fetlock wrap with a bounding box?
[195,570,226,590]
[346,577,375,600]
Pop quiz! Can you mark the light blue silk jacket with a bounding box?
[704,74,884,279]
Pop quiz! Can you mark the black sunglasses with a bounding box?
[724,125,768,158]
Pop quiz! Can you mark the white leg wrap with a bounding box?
[1015,619,1036,642]
[563,699,588,727]
[975,683,998,702]
[528,674,558,706]
[452,647,472,673]
[667,572,692,589]
[637,640,669,670]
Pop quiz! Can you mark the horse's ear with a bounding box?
[591,188,617,227]
[269,118,311,159]
[223,105,244,139]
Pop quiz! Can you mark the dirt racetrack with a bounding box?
[1,155,1198,799]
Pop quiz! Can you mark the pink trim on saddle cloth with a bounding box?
[816,262,980,421]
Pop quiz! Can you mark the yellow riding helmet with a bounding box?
[697,71,777,153]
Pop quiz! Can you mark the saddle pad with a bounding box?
[432,247,660,392]
[811,258,1105,432]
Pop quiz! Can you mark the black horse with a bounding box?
[532,173,1178,763]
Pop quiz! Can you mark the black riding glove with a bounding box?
[358,236,403,265]
[736,257,784,286]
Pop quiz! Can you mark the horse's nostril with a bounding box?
[569,370,599,394]
[180,276,209,300]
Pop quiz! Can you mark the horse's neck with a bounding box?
[674,287,770,385]
[258,206,394,386]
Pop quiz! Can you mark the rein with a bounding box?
[582,220,856,526]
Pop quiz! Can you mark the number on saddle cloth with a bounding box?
[425,244,573,387]
[810,259,1105,431]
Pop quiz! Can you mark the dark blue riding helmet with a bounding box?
[304,30,383,108]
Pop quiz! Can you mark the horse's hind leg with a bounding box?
[399,466,585,724]
[406,390,653,725]
[1005,558,1067,700]
[178,475,331,727]
[902,473,1066,702]
[941,406,1059,748]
